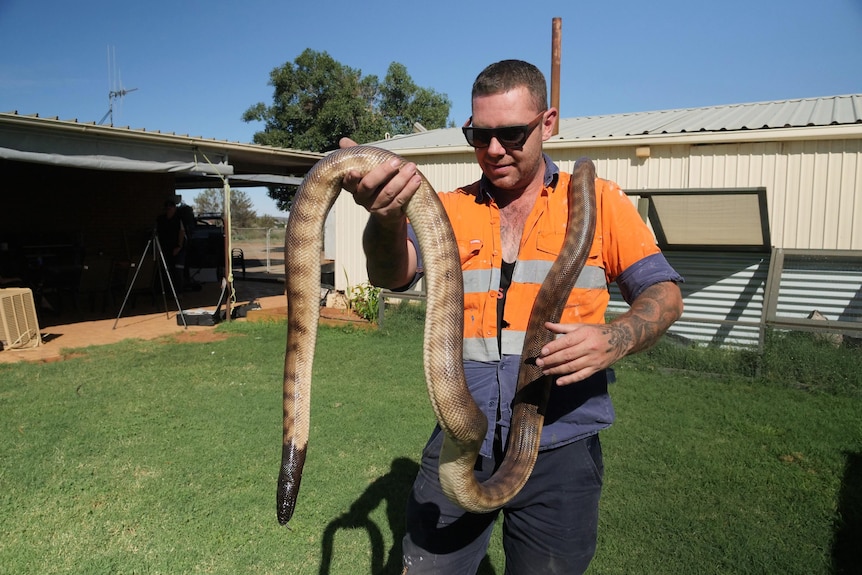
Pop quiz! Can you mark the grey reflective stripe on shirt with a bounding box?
[513,260,607,289]
[461,263,608,360]
[462,262,605,295]
[462,331,540,360]
[501,330,528,356]
[462,267,500,294]
[463,337,500,362]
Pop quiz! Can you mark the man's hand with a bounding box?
[339,138,420,289]
[535,281,683,385]
[534,322,628,386]
[339,137,422,229]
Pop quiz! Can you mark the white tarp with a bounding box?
[0,146,233,176]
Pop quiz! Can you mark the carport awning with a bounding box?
[0,145,234,176]
[0,144,309,188]
[177,171,305,188]
[0,112,323,189]
[226,173,304,186]
[0,120,236,181]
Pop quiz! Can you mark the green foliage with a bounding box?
[226,189,257,228]
[193,187,222,214]
[192,188,258,227]
[759,329,862,394]
[345,280,381,323]
[242,48,451,211]
[620,335,760,379]
[619,328,862,395]
[255,214,278,229]
[243,49,380,152]
[379,62,451,135]
[243,48,450,152]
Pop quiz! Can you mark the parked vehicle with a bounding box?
[186,212,225,282]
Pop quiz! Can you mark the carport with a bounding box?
[0,111,322,322]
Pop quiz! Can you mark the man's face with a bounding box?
[470,86,553,194]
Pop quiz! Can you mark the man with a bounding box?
[155,199,186,290]
[342,60,684,574]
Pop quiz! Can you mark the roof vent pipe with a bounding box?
[551,17,562,136]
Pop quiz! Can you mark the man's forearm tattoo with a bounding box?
[608,282,683,358]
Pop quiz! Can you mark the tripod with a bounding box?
[113,230,187,329]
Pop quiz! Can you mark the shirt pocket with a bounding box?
[538,228,602,266]
[457,238,483,267]
[536,229,563,256]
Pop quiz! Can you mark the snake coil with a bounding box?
[277,146,596,525]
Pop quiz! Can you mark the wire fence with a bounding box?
[231,227,286,275]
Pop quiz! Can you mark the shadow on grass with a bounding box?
[318,457,497,575]
[832,451,862,575]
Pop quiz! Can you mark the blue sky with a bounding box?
[2,0,861,215]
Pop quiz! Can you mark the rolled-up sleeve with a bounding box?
[615,252,683,304]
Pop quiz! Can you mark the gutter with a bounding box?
[382,123,862,158]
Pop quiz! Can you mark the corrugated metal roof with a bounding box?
[560,94,862,139]
[9,94,859,154]
[0,111,323,158]
[376,94,862,150]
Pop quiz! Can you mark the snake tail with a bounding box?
[276,443,306,525]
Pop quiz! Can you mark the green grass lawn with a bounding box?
[1,307,860,574]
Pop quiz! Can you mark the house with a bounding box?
[334,94,862,346]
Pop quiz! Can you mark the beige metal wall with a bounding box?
[552,139,862,251]
[331,192,370,293]
[331,136,861,289]
[328,152,485,291]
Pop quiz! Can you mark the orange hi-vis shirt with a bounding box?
[436,167,662,363]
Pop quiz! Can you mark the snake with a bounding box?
[277,145,596,525]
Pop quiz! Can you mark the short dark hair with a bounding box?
[472,60,548,113]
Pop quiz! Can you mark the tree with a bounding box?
[380,63,451,135]
[192,188,258,228]
[242,48,451,210]
[193,189,221,215]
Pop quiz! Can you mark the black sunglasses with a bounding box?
[461,110,546,149]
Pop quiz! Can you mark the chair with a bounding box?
[62,254,115,314]
[232,248,246,280]
[124,254,158,308]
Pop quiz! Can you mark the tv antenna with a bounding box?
[98,46,137,125]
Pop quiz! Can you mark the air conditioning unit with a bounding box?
[0,288,41,349]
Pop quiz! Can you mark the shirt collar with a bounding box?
[475,153,560,204]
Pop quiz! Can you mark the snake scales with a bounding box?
[277,146,596,525]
